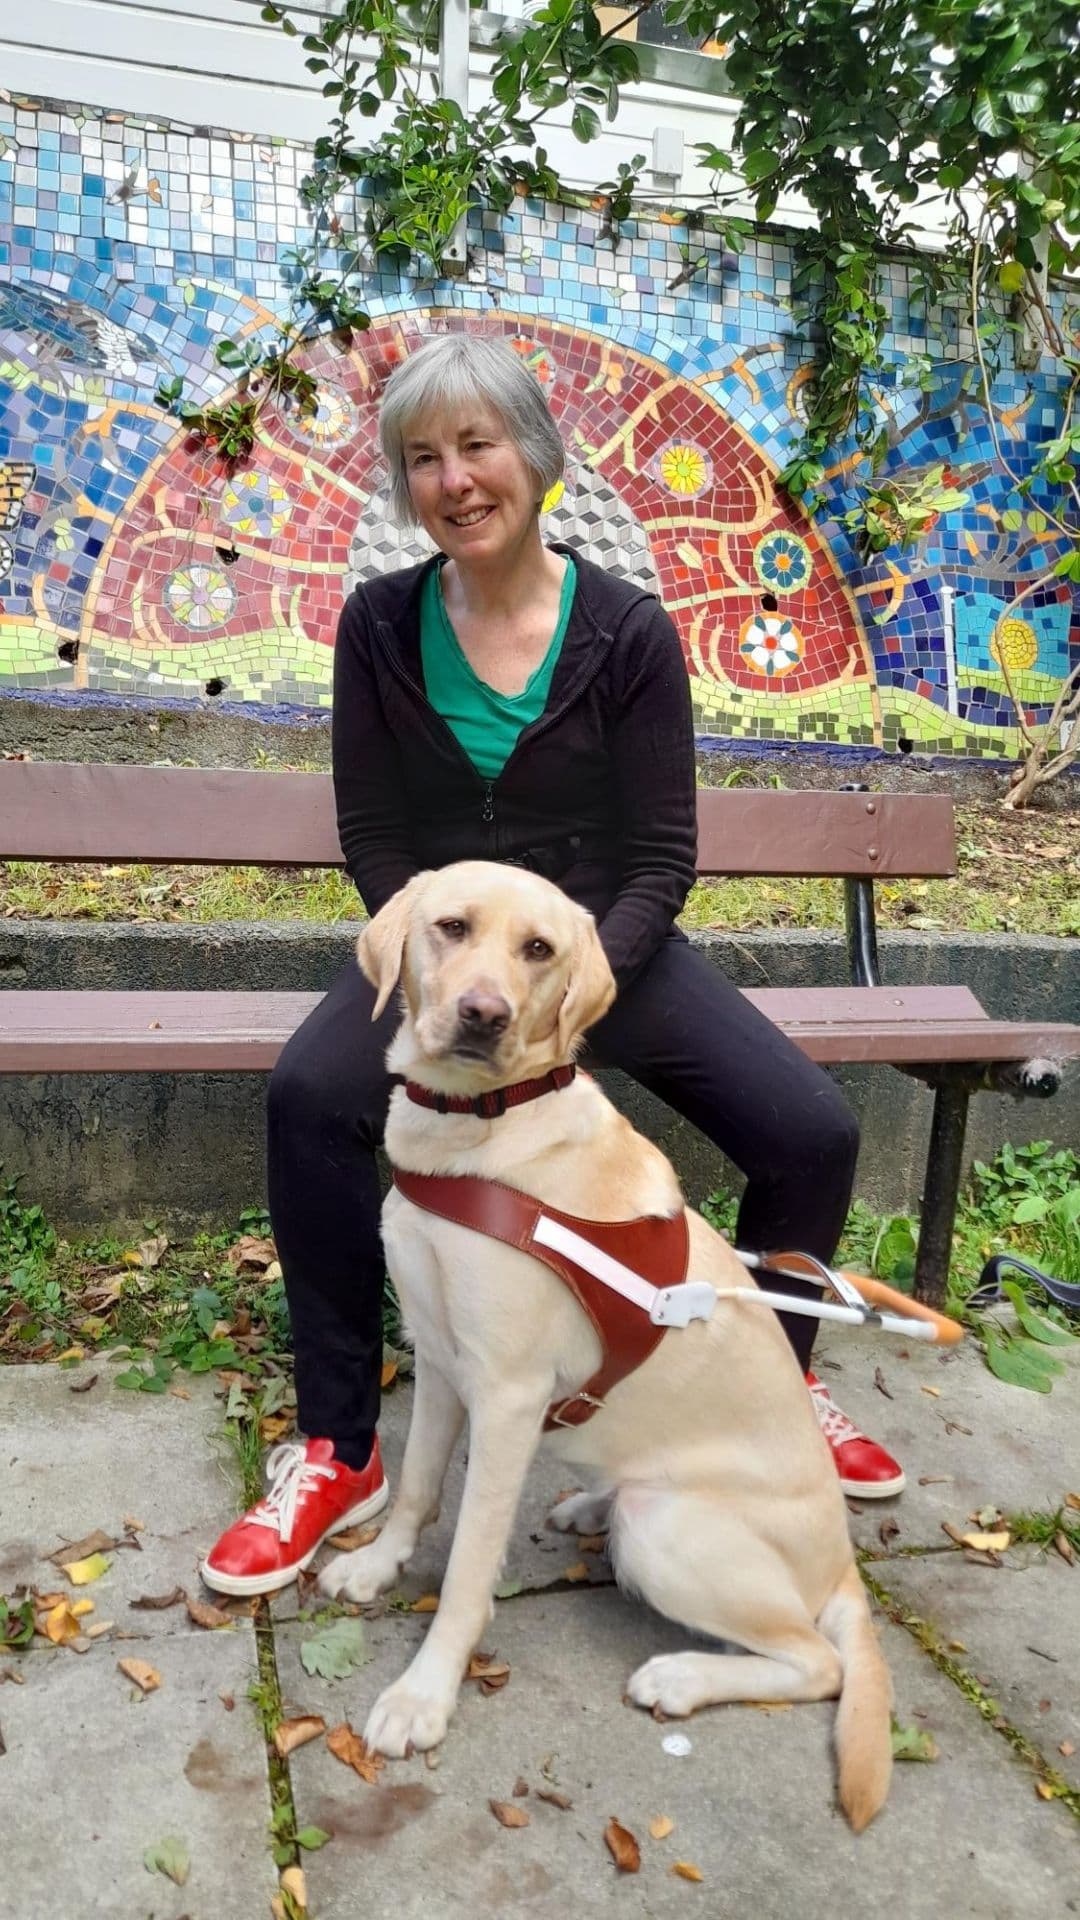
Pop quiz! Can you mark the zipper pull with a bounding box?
[482,782,495,825]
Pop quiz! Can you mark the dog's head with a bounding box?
[357,862,615,1084]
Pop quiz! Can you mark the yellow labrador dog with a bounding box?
[320,861,892,1830]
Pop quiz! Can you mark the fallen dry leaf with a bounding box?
[169,1384,191,1402]
[130,1588,185,1611]
[260,1414,291,1444]
[918,1475,953,1486]
[381,1358,398,1389]
[604,1817,641,1873]
[70,1599,94,1619]
[185,1594,233,1631]
[411,1594,439,1613]
[579,1534,608,1554]
[62,1551,111,1586]
[281,1865,307,1908]
[137,1234,169,1270]
[1053,1531,1075,1566]
[274,1715,327,1759]
[920,1385,941,1397]
[879,1516,900,1548]
[649,1815,675,1840]
[42,1600,83,1645]
[47,1529,114,1566]
[118,1657,161,1693]
[1035,1780,1055,1801]
[226,1234,277,1273]
[465,1652,511,1693]
[873,1367,893,1399]
[1059,1739,1075,1758]
[327,1526,380,1552]
[563,1562,590,1583]
[673,1862,704,1882]
[1065,1493,1080,1512]
[948,1639,968,1654]
[220,1691,235,1712]
[489,1799,530,1828]
[536,1788,573,1810]
[512,1776,529,1798]
[960,1529,1010,1553]
[69,1373,98,1394]
[326,1722,383,1784]
[86,1621,114,1640]
[122,1517,144,1533]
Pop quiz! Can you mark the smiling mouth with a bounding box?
[447,506,495,528]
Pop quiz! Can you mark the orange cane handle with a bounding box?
[838,1269,965,1345]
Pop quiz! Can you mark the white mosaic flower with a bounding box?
[739,612,805,678]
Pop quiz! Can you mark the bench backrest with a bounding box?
[0,761,957,879]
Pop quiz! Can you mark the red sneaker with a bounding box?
[807,1374,906,1499]
[201,1436,389,1597]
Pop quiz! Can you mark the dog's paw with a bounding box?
[318,1543,400,1603]
[627,1653,703,1719]
[547,1489,612,1535]
[364,1677,453,1759]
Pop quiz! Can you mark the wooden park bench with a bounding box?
[1,759,1078,1308]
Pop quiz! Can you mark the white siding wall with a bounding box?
[0,0,957,238]
[0,0,810,218]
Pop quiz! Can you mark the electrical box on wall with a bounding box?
[651,125,684,190]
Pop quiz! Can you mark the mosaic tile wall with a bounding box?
[1,92,1078,757]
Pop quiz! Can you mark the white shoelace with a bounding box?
[808,1380,863,1447]
[244,1443,335,1546]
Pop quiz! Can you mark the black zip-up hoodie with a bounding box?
[332,543,697,989]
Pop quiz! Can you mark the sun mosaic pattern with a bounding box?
[1,92,1078,757]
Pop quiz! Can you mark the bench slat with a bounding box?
[0,762,957,879]
[695,787,956,878]
[4,986,1077,1073]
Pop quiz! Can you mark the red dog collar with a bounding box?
[404,1063,576,1120]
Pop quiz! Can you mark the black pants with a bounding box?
[267,937,859,1469]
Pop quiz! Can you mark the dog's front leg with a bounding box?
[364,1387,547,1758]
[320,1355,465,1603]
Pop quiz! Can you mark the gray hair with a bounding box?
[378,333,566,527]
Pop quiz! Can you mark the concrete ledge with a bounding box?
[0,923,1076,1230]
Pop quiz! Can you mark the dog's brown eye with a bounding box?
[524,938,554,961]
[436,918,468,941]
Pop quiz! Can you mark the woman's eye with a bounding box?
[525,938,553,961]
[437,918,467,940]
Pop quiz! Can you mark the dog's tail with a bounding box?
[818,1563,893,1832]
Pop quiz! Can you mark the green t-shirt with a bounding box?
[420,557,576,780]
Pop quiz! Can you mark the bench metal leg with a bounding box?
[914,1078,971,1309]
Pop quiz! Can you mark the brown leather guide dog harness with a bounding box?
[393,1166,690,1430]
[393,1065,706,1431]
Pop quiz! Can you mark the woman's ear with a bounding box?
[356,873,432,1020]
[556,914,616,1056]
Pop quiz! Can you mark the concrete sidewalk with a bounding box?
[2,1332,1078,1920]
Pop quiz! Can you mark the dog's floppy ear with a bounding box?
[357,873,432,1020]
[556,913,616,1056]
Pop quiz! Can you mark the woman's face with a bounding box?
[403,401,540,566]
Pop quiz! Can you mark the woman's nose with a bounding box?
[441,455,472,495]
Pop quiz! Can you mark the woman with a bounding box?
[202,333,903,1597]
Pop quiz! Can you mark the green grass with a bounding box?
[2,802,1077,935]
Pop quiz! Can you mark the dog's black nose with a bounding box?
[457,991,511,1040]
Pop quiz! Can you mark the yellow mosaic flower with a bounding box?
[991,617,1038,673]
[659,444,710,497]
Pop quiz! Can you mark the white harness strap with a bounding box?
[531,1216,938,1341]
[532,1215,719,1328]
